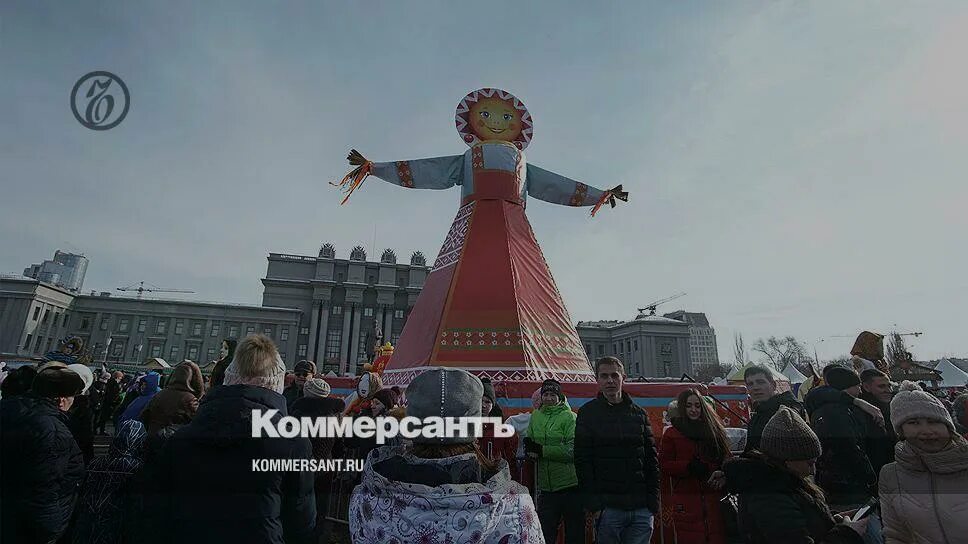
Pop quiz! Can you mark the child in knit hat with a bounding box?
[879,381,968,543]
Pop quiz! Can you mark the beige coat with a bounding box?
[879,435,968,544]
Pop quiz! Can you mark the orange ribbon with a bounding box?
[331,161,373,205]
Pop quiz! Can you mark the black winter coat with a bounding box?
[1,395,85,544]
[804,386,876,504]
[290,396,346,493]
[857,391,897,477]
[725,454,863,544]
[745,391,806,452]
[575,392,659,512]
[68,395,96,465]
[143,385,316,544]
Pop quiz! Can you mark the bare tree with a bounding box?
[733,333,749,366]
[751,336,813,372]
[886,333,909,367]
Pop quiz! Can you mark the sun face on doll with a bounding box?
[469,97,522,143]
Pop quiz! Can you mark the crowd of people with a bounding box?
[1,334,967,544]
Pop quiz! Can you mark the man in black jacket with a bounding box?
[1,364,86,544]
[144,335,316,544]
[575,356,659,544]
[858,368,897,476]
[743,365,807,452]
[805,365,877,510]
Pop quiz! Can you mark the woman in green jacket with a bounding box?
[525,379,583,544]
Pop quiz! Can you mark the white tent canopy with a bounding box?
[727,362,789,384]
[935,358,968,388]
[781,363,809,384]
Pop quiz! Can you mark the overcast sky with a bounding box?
[2,1,966,363]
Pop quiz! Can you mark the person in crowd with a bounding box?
[0,364,38,397]
[954,389,968,437]
[724,406,869,544]
[658,388,731,544]
[72,419,147,544]
[879,381,968,544]
[479,377,519,472]
[805,365,878,510]
[207,337,237,388]
[97,371,123,435]
[743,365,807,452]
[526,378,583,544]
[858,368,897,474]
[113,374,146,425]
[290,378,345,544]
[66,363,97,465]
[284,359,317,408]
[284,371,296,389]
[503,388,541,494]
[139,360,203,435]
[575,356,659,544]
[349,367,541,543]
[1,363,86,544]
[117,372,161,427]
[144,334,315,543]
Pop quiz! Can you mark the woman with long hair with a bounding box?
[724,406,868,544]
[879,381,968,544]
[349,368,542,544]
[207,337,237,388]
[659,388,732,544]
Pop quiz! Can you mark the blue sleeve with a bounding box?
[526,163,609,206]
[369,155,464,190]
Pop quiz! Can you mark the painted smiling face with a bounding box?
[469,97,522,143]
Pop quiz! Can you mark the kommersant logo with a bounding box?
[251,411,514,444]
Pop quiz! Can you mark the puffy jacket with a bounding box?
[954,393,968,437]
[143,384,316,544]
[879,435,968,544]
[745,391,806,452]
[1,394,86,544]
[140,362,203,435]
[118,373,161,427]
[349,446,543,544]
[724,453,863,544]
[575,392,660,512]
[658,424,728,544]
[527,398,578,492]
[805,386,876,504]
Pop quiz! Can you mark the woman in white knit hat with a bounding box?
[878,381,968,544]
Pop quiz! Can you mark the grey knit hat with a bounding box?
[405,367,483,444]
[890,381,955,434]
[303,378,331,398]
[760,406,822,461]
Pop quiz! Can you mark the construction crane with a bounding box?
[638,292,687,316]
[117,281,195,299]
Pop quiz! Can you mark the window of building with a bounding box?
[175,321,184,335]
[280,327,289,341]
[325,329,341,360]
[357,332,368,363]
[119,318,129,332]
[47,338,55,353]
[394,309,405,319]
[53,312,59,328]
[280,352,287,361]
[397,278,406,287]
[337,273,344,282]
[34,335,43,353]
[151,345,162,358]
[24,333,32,352]
[363,307,373,317]
[138,319,147,333]
[112,342,123,356]
[228,325,239,338]
[100,317,109,330]
[612,343,617,354]
[187,345,199,360]
[192,323,202,336]
[634,339,639,351]
[33,307,40,320]
[332,306,342,315]
[298,344,307,357]
[207,347,216,361]
[263,326,273,337]
[211,323,220,337]
[391,333,400,346]
[246,325,255,336]
[170,345,180,359]
[598,344,605,355]
[62,313,69,327]
[80,316,90,330]
[299,327,309,335]
[368,275,375,284]
[157,319,168,334]
[43,309,50,323]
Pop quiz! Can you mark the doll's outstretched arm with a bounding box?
[526,163,628,216]
[332,150,463,204]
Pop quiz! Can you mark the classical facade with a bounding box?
[576,313,692,378]
[0,277,300,367]
[663,310,720,368]
[260,243,429,375]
